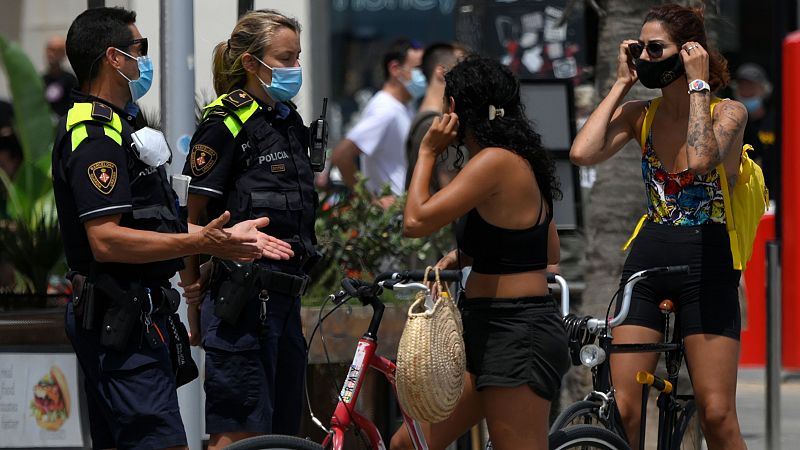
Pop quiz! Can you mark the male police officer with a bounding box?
[52,8,292,449]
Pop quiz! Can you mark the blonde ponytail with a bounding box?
[212,41,237,96]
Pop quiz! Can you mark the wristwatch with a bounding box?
[688,79,711,94]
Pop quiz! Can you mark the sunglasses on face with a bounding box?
[628,41,668,59]
[115,37,148,56]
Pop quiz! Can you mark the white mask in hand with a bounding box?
[131,127,171,167]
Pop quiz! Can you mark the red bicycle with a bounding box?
[223,269,463,450]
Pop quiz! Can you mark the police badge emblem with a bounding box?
[88,161,118,194]
[191,144,218,176]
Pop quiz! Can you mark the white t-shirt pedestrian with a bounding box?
[346,90,414,195]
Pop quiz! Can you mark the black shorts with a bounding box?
[461,295,570,402]
[618,221,741,340]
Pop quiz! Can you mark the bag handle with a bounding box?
[434,267,451,299]
[423,266,452,300]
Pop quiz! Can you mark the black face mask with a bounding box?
[635,53,685,89]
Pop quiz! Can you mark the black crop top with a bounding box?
[455,200,552,274]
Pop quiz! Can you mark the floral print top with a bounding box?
[641,126,726,226]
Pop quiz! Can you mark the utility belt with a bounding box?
[209,258,311,326]
[70,272,180,352]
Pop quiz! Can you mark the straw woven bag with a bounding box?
[396,267,466,422]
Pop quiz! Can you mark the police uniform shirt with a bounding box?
[183,91,318,271]
[183,94,301,220]
[53,92,182,278]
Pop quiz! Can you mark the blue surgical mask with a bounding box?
[737,96,763,113]
[253,56,302,102]
[115,48,153,102]
[404,68,427,100]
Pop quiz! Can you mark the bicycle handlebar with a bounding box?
[329,269,464,306]
[581,265,690,331]
[374,269,462,284]
[550,274,569,318]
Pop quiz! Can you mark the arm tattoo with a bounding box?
[687,93,718,166]
[714,105,746,163]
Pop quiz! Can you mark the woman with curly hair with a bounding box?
[571,4,748,449]
[392,55,569,450]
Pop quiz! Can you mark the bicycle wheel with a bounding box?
[550,400,614,433]
[671,399,704,450]
[222,434,324,450]
[549,425,631,450]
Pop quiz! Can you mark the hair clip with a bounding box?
[489,105,505,121]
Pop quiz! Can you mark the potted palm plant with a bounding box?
[0,35,63,308]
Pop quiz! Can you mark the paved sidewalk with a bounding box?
[737,368,800,450]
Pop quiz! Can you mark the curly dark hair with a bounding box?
[444,55,561,204]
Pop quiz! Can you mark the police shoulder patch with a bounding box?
[222,89,253,109]
[90,102,113,122]
[191,144,218,176]
[88,161,118,194]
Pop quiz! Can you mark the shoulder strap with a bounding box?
[65,102,123,151]
[203,89,260,138]
[625,97,663,250]
[639,97,661,151]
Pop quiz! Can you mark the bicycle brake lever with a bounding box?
[328,290,348,305]
[386,281,429,292]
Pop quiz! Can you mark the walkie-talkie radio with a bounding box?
[309,98,328,172]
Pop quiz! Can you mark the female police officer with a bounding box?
[179,9,319,449]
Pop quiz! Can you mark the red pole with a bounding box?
[741,214,775,366]
[781,32,800,369]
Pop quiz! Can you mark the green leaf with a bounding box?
[307,177,454,302]
[0,201,62,294]
[0,163,51,221]
[0,35,55,165]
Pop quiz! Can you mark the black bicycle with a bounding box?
[548,266,703,450]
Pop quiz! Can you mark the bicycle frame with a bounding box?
[318,273,453,450]
[321,336,428,450]
[592,328,691,450]
[560,266,696,450]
